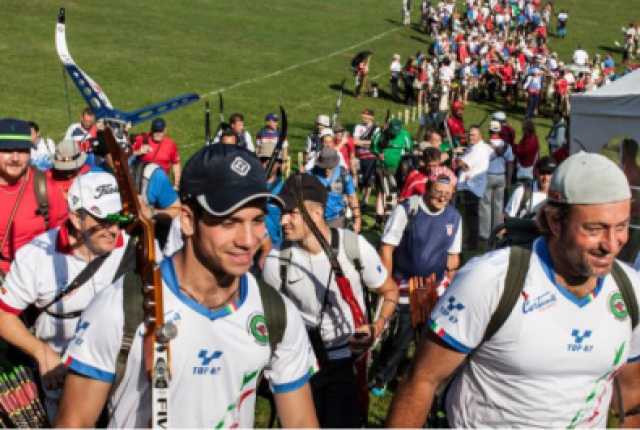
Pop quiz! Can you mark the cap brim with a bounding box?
[197,189,284,217]
[0,141,36,150]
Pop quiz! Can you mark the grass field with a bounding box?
[1,0,640,427]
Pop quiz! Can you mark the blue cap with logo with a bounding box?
[180,145,283,216]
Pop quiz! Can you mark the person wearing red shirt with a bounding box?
[512,119,540,181]
[0,119,68,277]
[399,147,442,200]
[446,102,467,147]
[132,117,181,188]
[46,139,92,200]
[554,71,569,114]
[332,122,358,188]
[498,58,517,108]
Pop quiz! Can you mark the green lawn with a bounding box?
[1,0,640,427]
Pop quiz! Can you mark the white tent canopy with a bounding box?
[570,69,640,153]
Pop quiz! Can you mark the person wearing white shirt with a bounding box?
[456,125,492,250]
[28,121,56,171]
[480,121,514,240]
[390,54,403,101]
[504,156,557,219]
[573,45,589,66]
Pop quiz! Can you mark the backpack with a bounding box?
[32,167,50,230]
[130,160,162,206]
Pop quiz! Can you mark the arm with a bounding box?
[54,371,111,428]
[386,330,467,427]
[347,192,361,233]
[273,382,319,428]
[0,310,66,389]
[349,153,358,189]
[172,163,181,189]
[613,360,640,428]
[446,253,460,280]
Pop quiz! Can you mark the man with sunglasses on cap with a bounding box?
[0,118,68,279]
[262,173,397,428]
[56,145,318,428]
[389,151,640,427]
[371,166,461,397]
[0,171,130,422]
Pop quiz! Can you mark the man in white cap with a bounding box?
[388,152,640,428]
[304,115,331,164]
[479,121,514,241]
[0,171,130,422]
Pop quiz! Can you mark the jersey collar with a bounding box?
[161,257,248,321]
[55,220,124,255]
[535,237,604,308]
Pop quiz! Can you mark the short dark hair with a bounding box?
[221,129,237,142]
[82,107,94,116]
[28,121,39,132]
[229,113,244,124]
[422,147,442,164]
[537,201,572,239]
[622,139,639,161]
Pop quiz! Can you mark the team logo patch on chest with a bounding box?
[248,312,269,345]
[609,292,628,321]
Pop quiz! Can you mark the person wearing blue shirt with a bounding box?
[309,147,361,232]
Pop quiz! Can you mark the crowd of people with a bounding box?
[1,0,640,427]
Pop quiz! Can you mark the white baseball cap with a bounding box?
[548,152,631,205]
[68,172,123,219]
[316,115,331,127]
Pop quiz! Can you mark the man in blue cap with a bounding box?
[256,113,289,163]
[132,117,181,189]
[56,145,319,428]
[0,118,68,280]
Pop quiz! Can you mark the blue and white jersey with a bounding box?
[429,238,640,427]
[63,258,318,428]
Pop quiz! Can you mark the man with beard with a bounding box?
[0,119,68,279]
[132,118,181,188]
[0,172,129,422]
[388,152,640,428]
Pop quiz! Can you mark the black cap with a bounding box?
[279,173,327,211]
[537,155,557,175]
[180,145,283,216]
[0,118,35,150]
[151,118,166,132]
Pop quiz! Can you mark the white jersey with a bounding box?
[262,229,388,360]
[457,141,493,197]
[504,181,548,218]
[430,238,640,427]
[63,259,317,428]
[0,223,130,355]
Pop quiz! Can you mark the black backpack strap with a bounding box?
[111,237,138,284]
[483,246,532,342]
[32,167,50,230]
[257,281,287,355]
[516,182,533,218]
[612,261,639,330]
[41,252,110,314]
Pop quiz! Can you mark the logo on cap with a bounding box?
[230,157,251,177]
[94,184,118,199]
[90,205,102,216]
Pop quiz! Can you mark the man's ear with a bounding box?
[180,205,196,237]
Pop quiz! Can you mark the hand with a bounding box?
[34,345,67,390]
[349,325,374,355]
[353,217,362,233]
[141,145,152,155]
